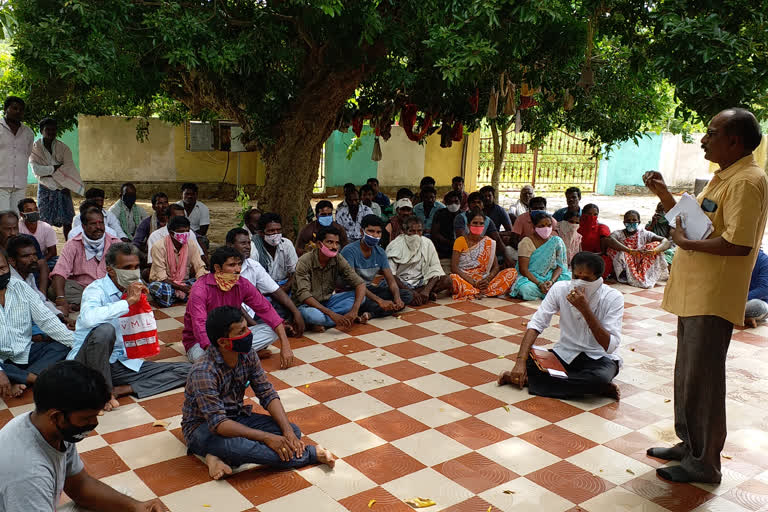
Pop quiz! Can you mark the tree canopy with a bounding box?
[5,0,767,232]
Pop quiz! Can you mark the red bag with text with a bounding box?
[119,293,160,359]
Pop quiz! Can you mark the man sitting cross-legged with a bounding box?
[68,243,191,411]
[182,306,336,480]
[292,225,367,331]
[183,246,295,368]
[227,228,305,338]
[0,361,162,511]
[340,214,413,319]
[0,248,74,399]
[499,251,623,399]
[148,215,207,307]
[386,216,452,306]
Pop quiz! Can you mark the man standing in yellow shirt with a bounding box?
[643,108,767,484]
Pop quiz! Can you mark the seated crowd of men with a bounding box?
[1,172,765,509]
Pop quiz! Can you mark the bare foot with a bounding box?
[356,312,371,324]
[9,383,26,398]
[257,349,273,359]
[103,396,121,413]
[310,324,326,333]
[745,318,758,329]
[204,454,233,480]
[601,383,621,400]
[316,445,337,468]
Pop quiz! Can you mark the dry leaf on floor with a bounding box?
[630,348,636,352]
[368,499,377,508]
[497,355,505,359]
[152,420,169,428]
[626,469,635,475]
[722,454,733,459]
[405,497,436,508]
[664,399,671,403]
[502,490,515,495]
[657,333,662,336]
[503,405,510,412]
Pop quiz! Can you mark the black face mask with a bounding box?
[122,195,137,208]
[0,271,10,290]
[23,212,40,223]
[57,414,97,444]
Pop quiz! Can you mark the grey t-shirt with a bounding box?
[0,413,84,511]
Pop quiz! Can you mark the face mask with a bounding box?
[404,234,422,251]
[214,272,239,292]
[317,215,333,227]
[580,215,598,227]
[264,233,282,247]
[572,277,603,298]
[0,271,10,290]
[535,226,553,239]
[363,233,381,247]
[446,204,460,213]
[122,195,137,208]
[222,330,254,354]
[114,268,141,289]
[23,212,40,223]
[319,244,338,258]
[469,225,484,236]
[624,222,639,233]
[172,231,190,245]
[57,415,97,444]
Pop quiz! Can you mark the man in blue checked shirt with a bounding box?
[182,306,337,480]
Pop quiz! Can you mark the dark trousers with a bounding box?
[672,315,733,480]
[187,413,318,469]
[526,351,619,399]
[74,323,191,399]
[360,283,414,318]
[2,341,71,384]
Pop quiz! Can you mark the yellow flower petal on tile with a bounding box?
[405,497,436,508]
[664,399,671,403]
[305,384,310,388]
[152,420,169,428]
[368,499,376,508]
[626,469,635,475]
[722,454,732,459]
[487,507,492,512]
[502,490,515,494]
[502,405,510,412]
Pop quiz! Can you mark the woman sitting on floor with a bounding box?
[558,209,582,267]
[607,209,671,289]
[450,209,517,300]
[510,210,571,300]
[577,203,613,279]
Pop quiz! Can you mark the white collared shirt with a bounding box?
[527,281,624,365]
[10,267,61,316]
[0,119,34,189]
[176,200,210,232]
[240,258,280,319]
[251,237,298,283]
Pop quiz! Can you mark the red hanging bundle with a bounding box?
[468,87,480,113]
[400,104,433,142]
[451,121,464,142]
[352,117,364,138]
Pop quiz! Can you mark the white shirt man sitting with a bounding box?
[499,251,624,400]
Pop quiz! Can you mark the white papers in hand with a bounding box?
[665,193,714,241]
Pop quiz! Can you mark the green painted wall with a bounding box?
[597,133,663,195]
[27,128,80,184]
[324,130,378,187]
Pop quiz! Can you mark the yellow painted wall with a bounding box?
[77,115,266,185]
[377,126,426,186]
[423,131,465,186]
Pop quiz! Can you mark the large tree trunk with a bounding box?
[258,65,369,239]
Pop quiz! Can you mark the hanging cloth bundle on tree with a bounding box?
[352,116,364,138]
[563,89,575,110]
[439,122,453,148]
[400,104,434,142]
[503,81,516,116]
[451,121,464,142]
[519,82,539,110]
[468,87,479,113]
[486,85,499,119]
[371,137,383,161]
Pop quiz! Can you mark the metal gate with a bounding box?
[476,129,599,193]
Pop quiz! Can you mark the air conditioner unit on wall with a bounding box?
[187,120,252,152]
[187,121,214,151]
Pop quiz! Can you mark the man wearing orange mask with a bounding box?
[182,246,295,368]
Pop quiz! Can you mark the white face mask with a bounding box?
[446,203,460,213]
[264,233,282,247]
[571,277,603,298]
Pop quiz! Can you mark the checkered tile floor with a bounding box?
[3,284,768,511]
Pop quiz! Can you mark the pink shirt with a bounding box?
[50,234,119,288]
[19,220,58,250]
[182,273,283,352]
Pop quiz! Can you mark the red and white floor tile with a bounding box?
[4,283,768,511]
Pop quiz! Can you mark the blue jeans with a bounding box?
[298,291,356,327]
[187,414,318,469]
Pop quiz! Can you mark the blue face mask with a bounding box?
[363,233,381,247]
[318,215,333,227]
[624,222,639,233]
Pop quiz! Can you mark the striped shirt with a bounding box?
[181,345,279,442]
[0,278,74,370]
